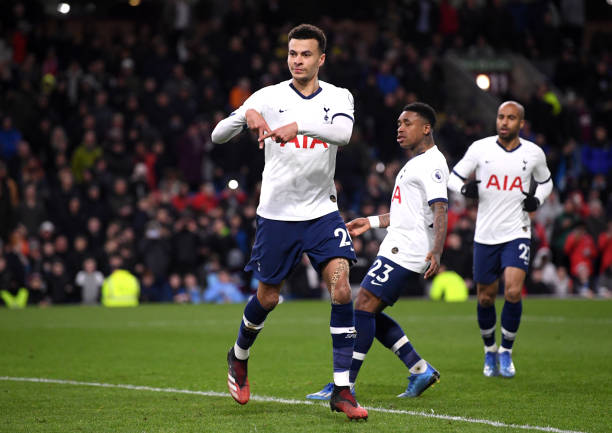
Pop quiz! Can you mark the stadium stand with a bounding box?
[0,0,610,305]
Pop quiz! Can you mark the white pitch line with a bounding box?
[0,376,586,433]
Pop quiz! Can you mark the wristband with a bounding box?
[367,216,380,228]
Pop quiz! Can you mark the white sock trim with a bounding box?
[391,335,409,353]
[409,359,427,374]
[243,315,265,331]
[484,344,498,353]
[333,371,350,387]
[480,325,496,337]
[330,326,356,334]
[233,343,249,360]
[352,351,367,361]
[498,346,513,354]
[501,327,517,340]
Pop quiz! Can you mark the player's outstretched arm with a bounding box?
[347,213,389,237]
[261,117,354,147]
[424,201,448,279]
[295,115,354,146]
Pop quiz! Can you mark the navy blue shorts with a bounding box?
[473,238,531,285]
[360,256,420,306]
[245,211,357,285]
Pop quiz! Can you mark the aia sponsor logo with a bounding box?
[486,174,523,191]
[392,185,402,203]
[280,135,328,149]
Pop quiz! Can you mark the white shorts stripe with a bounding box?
[391,335,409,353]
[243,315,265,330]
[352,352,366,361]
[329,326,356,334]
[501,327,517,340]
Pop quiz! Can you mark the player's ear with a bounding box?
[519,118,525,130]
[318,53,326,67]
[423,123,431,136]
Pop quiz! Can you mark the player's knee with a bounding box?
[331,282,352,304]
[478,292,495,307]
[258,291,280,310]
[505,287,522,303]
[257,283,282,310]
[354,288,379,312]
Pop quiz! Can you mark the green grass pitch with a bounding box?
[1,298,610,432]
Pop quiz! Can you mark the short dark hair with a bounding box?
[288,24,326,53]
[403,102,437,129]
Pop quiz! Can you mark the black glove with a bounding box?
[461,180,480,199]
[522,191,540,212]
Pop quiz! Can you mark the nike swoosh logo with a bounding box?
[371,280,382,286]
[279,109,285,113]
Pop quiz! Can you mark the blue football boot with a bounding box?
[498,351,516,378]
[306,382,355,400]
[397,363,440,398]
[483,351,499,377]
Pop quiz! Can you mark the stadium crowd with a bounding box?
[0,0,611,306]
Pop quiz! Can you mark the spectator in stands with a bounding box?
[597,221,612,298]
[551,197,581,265]
[101,255,140,307]
[204,268,245,304]
[47,258,74,304]
[184,273,202,304]
[75,257,104,305]
[17,183,45,237]
[0,161,18,240]
[71,130,102,183]
[564,221,597,297]
[0,116,22,162]
[169,272,189,303]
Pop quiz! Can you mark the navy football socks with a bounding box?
[349,310,376,384]
[500,300,522,350]
[330,302,356,386]
[375,312,421,370]
[235,295,270,359]
[477,303,497,348]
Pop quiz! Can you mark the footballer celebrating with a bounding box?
[448,101,553,378]
[307,102,448,401]
[212,24,367,420]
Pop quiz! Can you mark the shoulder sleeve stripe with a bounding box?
[452,170,466,180]
[428,198,448,206]
[536,175,552,184]
[331,113,354,123]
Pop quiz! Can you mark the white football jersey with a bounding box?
[378,145,449,273]
[452,136,551,245]
[212,79,354,221]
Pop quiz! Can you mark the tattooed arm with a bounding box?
[424,202,448,279]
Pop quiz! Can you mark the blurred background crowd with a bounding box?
[0,0,611,306]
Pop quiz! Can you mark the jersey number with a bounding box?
[334,228,352,248]
[518,243,530,265]
[367,259,395,282]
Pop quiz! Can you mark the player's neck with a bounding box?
[412,136,434,155]
[291,77,320,97]
[497,136,520,151]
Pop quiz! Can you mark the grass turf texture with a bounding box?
[0,299,610,433]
